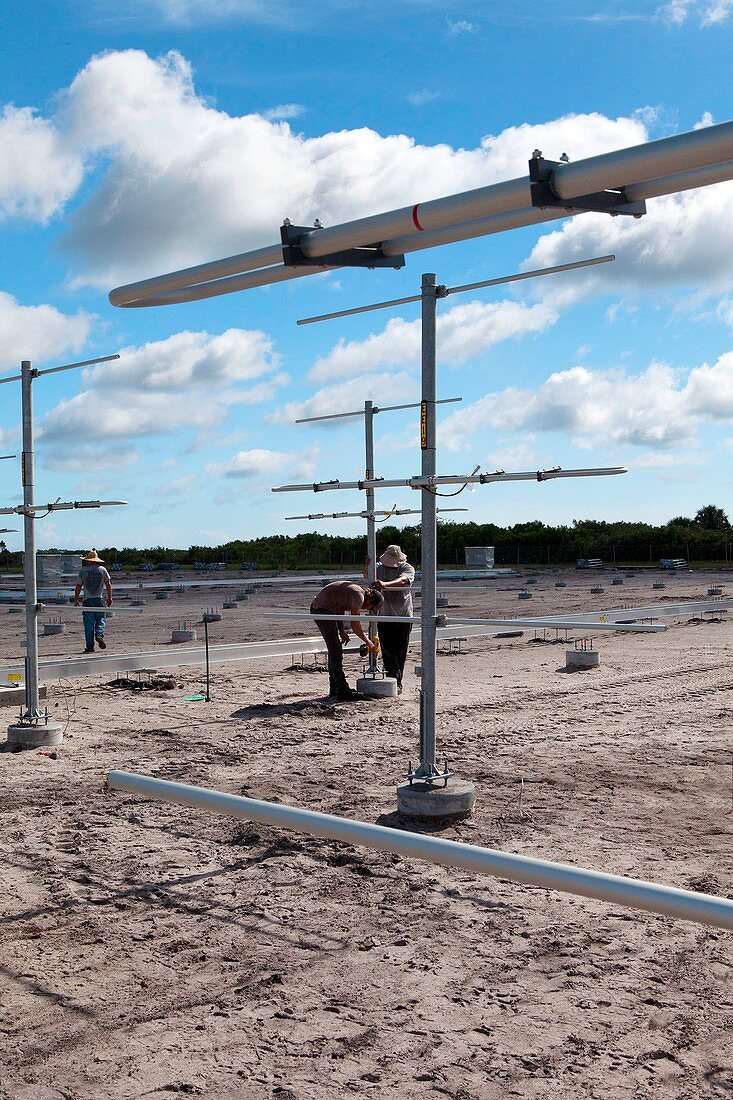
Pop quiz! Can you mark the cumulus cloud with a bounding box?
[207,448,294,479]
[262,103,307,121]
[44,49,650,286]
[439,351,733,453]
[659,0,733,24]
[273,370,418,423]
[309,299,557,383]
[0,106,84,223]
[0,292,91,371]
[522,177,733,310]
[447,18,478,33]
[41,328,285,443]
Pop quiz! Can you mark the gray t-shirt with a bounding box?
[78,565,110,600]
[376,562,414,617]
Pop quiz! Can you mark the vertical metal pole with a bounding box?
[204,616,211,702]
[416,274,438,778]
[21,361,41,720]
[364,400,378,674]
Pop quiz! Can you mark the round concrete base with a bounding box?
[565,649,600,670]
[356,676,398,698]
[397,777,476,821]
[43,624,65,635]
[436,597,449,608]
[171,628,197,643]
[6,719,64,750]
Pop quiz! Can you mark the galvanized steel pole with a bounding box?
[416,275,439,779]
[364,400,378,672]
[20,361,40,718]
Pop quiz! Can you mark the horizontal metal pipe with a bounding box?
[272,467,627,493]
[108,126,733,309]
[106,771,733,930]
[267,610,665,632]
[552,121,733,200]
[108,244,284,306]
[534,599,732,624]
[113,260,335,308]
[0,622,517,684]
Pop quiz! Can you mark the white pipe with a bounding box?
[108,121,733,307]
[106,771,733,930]
[272,467,626,493]
[265,610,665,632]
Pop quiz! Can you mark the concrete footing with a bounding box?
[0,685,46,708]
[397,777,476,821]
[436,596,449,608]
[131,598,146,606]
[612,577,623,585]
[171,628,197,643]
[518,590,532,600]
[223,601,237,610]
[565,648,600,670]
[156,591,170,600]
[6,717,63,749]
[356,675,398,698]
[590,586,604,594]
[43,623,65,635]
[555,581,567,588]
[653,582,665,590]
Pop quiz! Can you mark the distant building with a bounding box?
[464,546,495,569]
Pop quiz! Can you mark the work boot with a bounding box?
[335,688,363,702]
[96,637,107,649]
[83,647,94,654]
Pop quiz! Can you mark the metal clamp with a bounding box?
[281,222,405,270]
[529,154,646,218]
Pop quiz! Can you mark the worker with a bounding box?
[73,549,113,654]
[310,580,383,701]
[365,544,415,694]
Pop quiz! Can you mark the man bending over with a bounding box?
[310,580,383,701]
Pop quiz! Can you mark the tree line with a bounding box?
[1,506,731,571]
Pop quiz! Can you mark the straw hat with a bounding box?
[379,544,407,566]
[81,548,105,564]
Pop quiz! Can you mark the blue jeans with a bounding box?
[82,597,106,650]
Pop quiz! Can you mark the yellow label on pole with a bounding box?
[420,401,427,449]
[7,673,22,682]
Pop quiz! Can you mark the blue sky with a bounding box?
[1,0,733,551]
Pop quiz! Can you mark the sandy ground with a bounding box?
[0,568,731,1099]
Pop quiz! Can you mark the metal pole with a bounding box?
[416,274,439,779]
[20,361,40,719]
[106,771,733,931]
[364,401,378,673]
[204,616,211,702]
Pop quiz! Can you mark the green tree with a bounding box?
[693,505,731,531]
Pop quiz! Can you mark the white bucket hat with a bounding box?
[379,544,407,566]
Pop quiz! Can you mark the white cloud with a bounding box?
[0,106,84,223]
[0,292,91,371]
[41,328,285,442]
[42,442,141,472]
[262,103,306,121]
[522,179,733,309]
[44,49,649,286]
[407,90,441,106]
[157,473,198,496]
[447,18,478,33]
[273,371,418,423]
[659,0,733,22]
[439,351,733,454]
[207,448,294,479]
[309,299,557,383]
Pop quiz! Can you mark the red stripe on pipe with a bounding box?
[412,205,425,231]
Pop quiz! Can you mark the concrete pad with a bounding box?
[6,718,63,749]
[566,649,600,670]
[397,777,476,821]
[356,676,398,698]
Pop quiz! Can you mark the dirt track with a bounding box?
[1,569,731,1098]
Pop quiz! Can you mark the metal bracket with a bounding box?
[529,155,646,218]
[407,758,452,788]
[280,222,405,269]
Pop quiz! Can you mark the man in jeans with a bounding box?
[310,580,383,701]
[73,549,113,654]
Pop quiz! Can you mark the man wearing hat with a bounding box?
[366,545,415,694]
[73,550,113,654]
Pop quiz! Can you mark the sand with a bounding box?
[0,568,731,1099]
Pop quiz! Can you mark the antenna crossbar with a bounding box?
[273,466,627,494]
